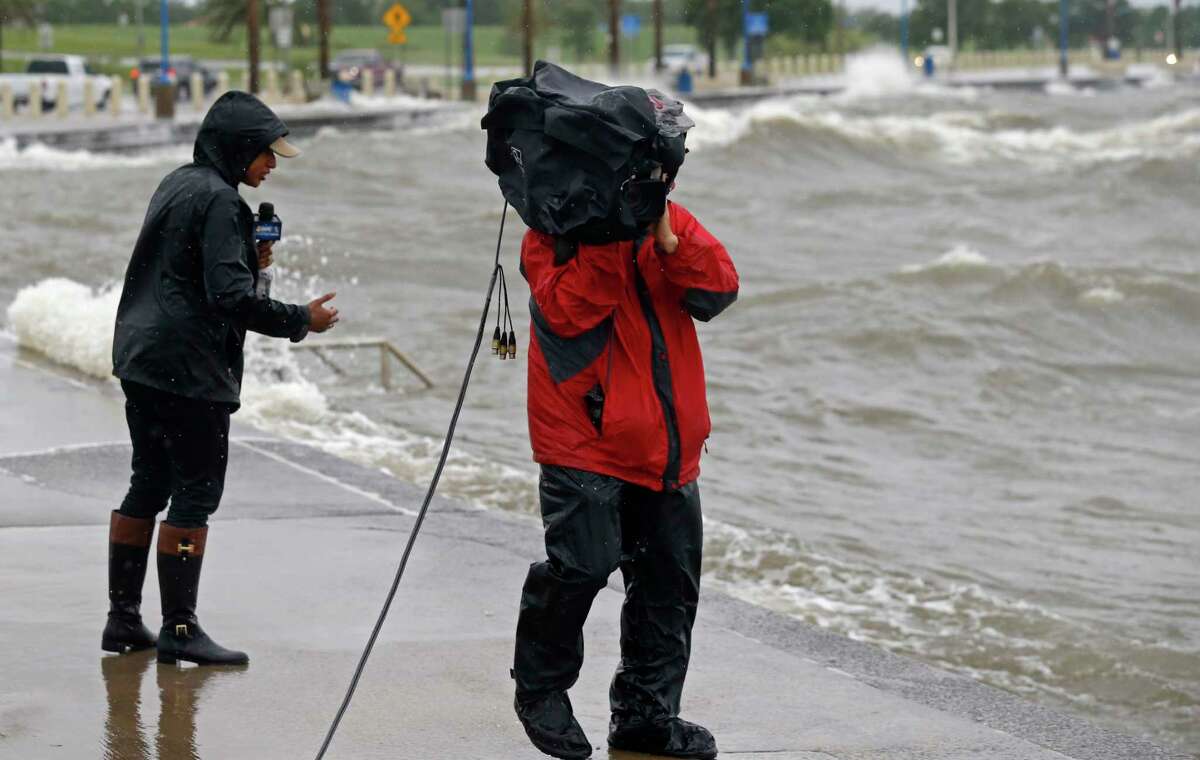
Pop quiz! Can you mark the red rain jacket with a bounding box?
[521,202,739,491]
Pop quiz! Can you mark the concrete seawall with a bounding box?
[0,335,1185,759]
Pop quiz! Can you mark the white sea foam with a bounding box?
[839,48,916,99]
[5,278,119,378]
[0,138,189,172]
[1079,286,1126,304]
[901,244,993,274]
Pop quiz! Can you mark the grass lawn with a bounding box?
[0,23,705,74]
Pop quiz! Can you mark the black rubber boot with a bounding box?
[514,691,592,759]
[608,717,717,759]
[156,524,248,666]
[102,511,158,653]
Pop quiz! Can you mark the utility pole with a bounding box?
[609,0,621,74]
[248,0,260,94]
[317,0,331,80]
[948,0,957,73]
[900,0,909,61]
[706,0,718,78]
[522,0,533,75]
[1058,0,1069,77]
[653,0,664,72]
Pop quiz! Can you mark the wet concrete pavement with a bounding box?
[0,336,1185,760]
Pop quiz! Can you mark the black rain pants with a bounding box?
[117,380,232,529]
[513,465,703,725]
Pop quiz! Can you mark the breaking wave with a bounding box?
[685,96,1200,169]
[0,138,189,172]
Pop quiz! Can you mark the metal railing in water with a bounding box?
[292,337,435,392]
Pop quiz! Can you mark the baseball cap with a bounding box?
[270,136,301,158]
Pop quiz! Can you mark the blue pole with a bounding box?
[464,0,475,86]
[900,0,909,61]
[1058,0,1069,77]
[159,0,169,84]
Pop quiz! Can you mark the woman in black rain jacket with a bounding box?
[105,91,338,667]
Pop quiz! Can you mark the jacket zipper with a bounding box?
[631,239,681,490]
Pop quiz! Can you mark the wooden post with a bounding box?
[109,76,122,117]
[84,80,96,116]
[290,69,304,102]
[190,72,203,110]
[0,84,12,119]
[137,74,151,113]
[383,68,396,96]
[56,81,69,117]
[362,68,374,97]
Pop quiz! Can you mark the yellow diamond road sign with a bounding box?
[383,4,411,45]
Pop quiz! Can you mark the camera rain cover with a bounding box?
[482,60,694,244]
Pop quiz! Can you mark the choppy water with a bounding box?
[2,55,1198,754]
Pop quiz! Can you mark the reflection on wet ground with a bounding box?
[101,652,247,760]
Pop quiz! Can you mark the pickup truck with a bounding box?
[0,55,114,112]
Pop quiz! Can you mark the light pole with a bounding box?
[900,0,909,61]
[154,0,173,118]
[1059,0,1069,77]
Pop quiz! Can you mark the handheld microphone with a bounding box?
[254,202,281,298]
[254,202,282,242]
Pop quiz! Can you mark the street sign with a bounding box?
[621,14,642,38]
[269,6,293,49]
[442,8,466,35]
[746,12,769,37]
[383,3,412,45]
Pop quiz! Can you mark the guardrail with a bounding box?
[0,67,410,121]
[291,337,435,392]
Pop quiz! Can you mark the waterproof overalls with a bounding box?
[514,201,739,725]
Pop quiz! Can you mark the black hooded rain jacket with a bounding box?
[112,92,309,408]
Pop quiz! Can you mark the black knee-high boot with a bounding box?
[155,524,248,666]
[103,511,158,653]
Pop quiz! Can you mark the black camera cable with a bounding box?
[314,201,510,759]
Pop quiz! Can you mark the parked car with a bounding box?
[0,55,113,111]
[654,44,710,74]
[131,56,218,101]
[331,49,402,90]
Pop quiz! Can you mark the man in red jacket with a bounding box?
[512,198,738,760]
